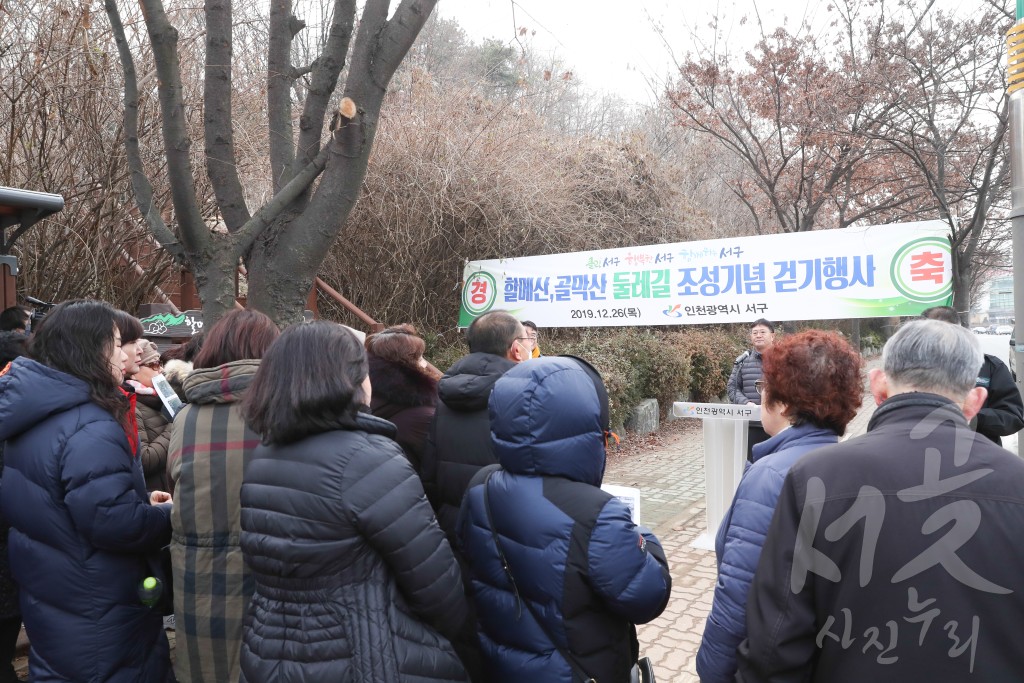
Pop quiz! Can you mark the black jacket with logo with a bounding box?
[738,392,1024,682]
[974,353,1024,445]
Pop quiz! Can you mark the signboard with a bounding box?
[672,402,762,421]
[140,310,205,337]
[458,220,953,327]
[138,309,315,337]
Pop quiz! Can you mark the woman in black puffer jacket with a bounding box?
[239,321,469,683]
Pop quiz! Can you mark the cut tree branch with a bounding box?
[291,0,357,180]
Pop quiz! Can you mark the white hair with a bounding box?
[882,319,982,396]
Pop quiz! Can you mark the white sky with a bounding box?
[434,0,979,105]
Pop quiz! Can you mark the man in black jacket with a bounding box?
[420,310,529,543]
[921,306,1024,444]
[727,318,775,461]
[738,319,1024,682]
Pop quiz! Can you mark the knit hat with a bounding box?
[139,339,161,366]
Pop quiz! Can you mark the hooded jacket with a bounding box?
[239,412,468,683]
[421,352,516,542]
[457,358,672,683]
[0,357,172,682]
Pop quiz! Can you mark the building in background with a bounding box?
[988,275,1015,325]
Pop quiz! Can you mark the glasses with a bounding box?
[754,379,765,395]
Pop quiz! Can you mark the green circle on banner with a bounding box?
[462,271,497,317]
[889,237,953,303]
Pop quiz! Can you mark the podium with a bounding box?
[672,402,761,550]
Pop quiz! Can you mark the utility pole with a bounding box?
[1010,7,1024,431]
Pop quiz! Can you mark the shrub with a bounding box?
[666,328,748,402]
[423,325,747,432]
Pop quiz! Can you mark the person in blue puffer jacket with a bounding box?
[0,300,173,683]
[458,356,672,683]
[696,330,863,683]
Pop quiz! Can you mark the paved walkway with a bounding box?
[605,357,882,682]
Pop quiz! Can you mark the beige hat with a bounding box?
[138,339,161,367]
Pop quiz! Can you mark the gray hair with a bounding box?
[882,319,982,395]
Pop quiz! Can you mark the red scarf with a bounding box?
[119,387,139,457]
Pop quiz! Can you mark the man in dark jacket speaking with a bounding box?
[738,319,1024,681]
[420,310,529,544]
[727,318,775,461]
[920,305,1024,445]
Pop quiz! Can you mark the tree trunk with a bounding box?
[193,248,242,325]
[952,263,972,326]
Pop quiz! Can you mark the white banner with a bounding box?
[458,221,953,327]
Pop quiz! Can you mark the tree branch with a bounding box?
[139,0,209,255]
[268,0,297,191]
[232,143,332,255]
[370,0,439,91]
[345,0,390,99]
[204,0,251,231]
[292,0,357,180]
[104,0,185,262]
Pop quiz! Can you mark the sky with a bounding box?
[433,0,835,104]
[434,0,979,105]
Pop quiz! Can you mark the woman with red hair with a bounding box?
[697,330,864,683]
[365,324,442,470]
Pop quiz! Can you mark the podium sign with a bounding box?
[673,401,762,550]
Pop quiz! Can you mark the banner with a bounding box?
[458,220,953,327]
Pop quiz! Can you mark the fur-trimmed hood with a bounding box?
[368,353,438,409]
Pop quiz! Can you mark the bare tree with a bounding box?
[0,0,174,309]
[667,0,1011,315]
[864,4,1010,318]
[104,0,439,324]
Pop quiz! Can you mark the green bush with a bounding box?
[669,328,748,402]
[423,325,745,432]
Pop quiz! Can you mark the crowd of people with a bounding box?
[0,303,669,683]
[0,299,1021,682]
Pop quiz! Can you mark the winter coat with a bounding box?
[974,353,1024,445]
[239,411,468,683]
[738,392,1024,682]
[727,350,763,405]
[421,352,517,543]
[167,360,261,683]
[457,358,672,683]
[0,443,16,622]
[696,423,838,683]
[0,357,172,682]
[136,394,172,492]
[162,359,192,403]
[368,353,438,470]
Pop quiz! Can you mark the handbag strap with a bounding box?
[481,470,597,683]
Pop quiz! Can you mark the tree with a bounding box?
[104,0,439,324]
[667,15,914,234]
[0,0,174,309]
[667,0,1011,315]
[864,4,1010,319]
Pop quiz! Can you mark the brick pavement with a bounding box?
[603,356,882,682]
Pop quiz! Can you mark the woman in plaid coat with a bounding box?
[167,310,280,683]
